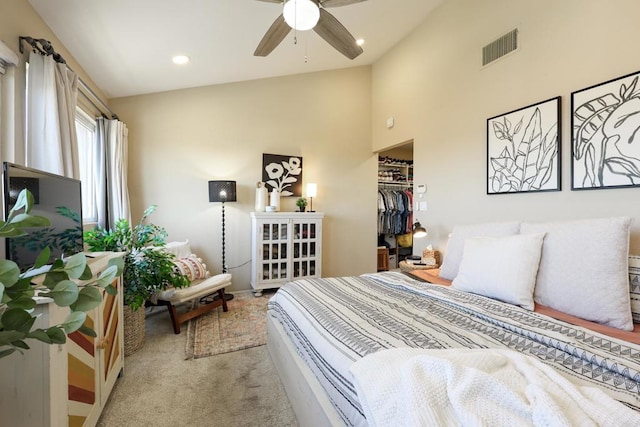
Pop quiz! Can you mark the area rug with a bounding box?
[185,290,273,360]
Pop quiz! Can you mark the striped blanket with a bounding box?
[267,272,640,426]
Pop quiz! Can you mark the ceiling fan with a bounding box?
[254,0,367,60]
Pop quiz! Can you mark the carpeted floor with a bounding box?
[186,290,271,359]
[97,292,298,426]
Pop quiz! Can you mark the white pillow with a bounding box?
[164,240,192,259]
[452,233,545,310]
[439,221,521,280]
[521,217,632,331]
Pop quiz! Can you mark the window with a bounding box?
[75,108,98,224]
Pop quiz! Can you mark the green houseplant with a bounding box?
[296,197,308,212]
[83,205,190,311]
[0,190,123,359]
[84,205,189,355]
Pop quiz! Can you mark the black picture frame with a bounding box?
[571,70,640,190]
[486,96,561,194]
[262,153,303,197]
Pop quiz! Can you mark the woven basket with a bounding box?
[123,305,145,356]
[399,260,438,272]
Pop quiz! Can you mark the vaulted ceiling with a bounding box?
[28,0,443,98]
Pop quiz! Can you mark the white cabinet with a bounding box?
[0,252,124,427]
[251,212,324,296]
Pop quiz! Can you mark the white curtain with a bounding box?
[96,117,131,227]
[26,51,79,178]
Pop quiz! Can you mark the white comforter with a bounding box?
[350,348,640,427]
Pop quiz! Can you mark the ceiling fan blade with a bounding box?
[320,0,367,7]
[313,9,363,59]
[254,14,292,57]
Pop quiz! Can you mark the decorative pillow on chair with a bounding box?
[452,233,545,310]
[164,240,192,259]
[173,254,210,281]
[521,217,633,331]
[439,221,521,281]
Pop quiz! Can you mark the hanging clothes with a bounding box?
[377,187,413,235]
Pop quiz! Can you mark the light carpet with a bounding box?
[98,297,297,426]
[185,290,274,359]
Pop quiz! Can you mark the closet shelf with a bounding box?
[378,181,413,186]
[377,162,413,168]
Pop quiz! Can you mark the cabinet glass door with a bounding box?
[260,221,290,281]
[292,219,319,279]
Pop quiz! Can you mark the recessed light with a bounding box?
[172,55,190,65]
[356,39,365,46]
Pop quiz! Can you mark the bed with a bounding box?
[266,217,640,426]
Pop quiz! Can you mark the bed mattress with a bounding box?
[267,271,640,426]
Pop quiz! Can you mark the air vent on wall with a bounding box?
[482,28,519,66]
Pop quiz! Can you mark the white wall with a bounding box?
[373,0,640,254]
[111,67,376,292]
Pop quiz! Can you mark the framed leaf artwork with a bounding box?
[571,70,640,190]
[262,153,303,197]
[487,97,561,194]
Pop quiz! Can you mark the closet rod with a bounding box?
[19,36,119,120]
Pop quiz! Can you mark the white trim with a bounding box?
[0,40,19,75]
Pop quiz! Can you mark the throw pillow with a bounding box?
[521,217,632,331]
[173,254,210,281]
[452,233,545,310]
[164,240,192,259]
[439,221,521,280]
[629,255,640,323]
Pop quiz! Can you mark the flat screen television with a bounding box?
[3,162,83,272]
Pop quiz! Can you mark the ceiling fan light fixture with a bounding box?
[283,0,320,31]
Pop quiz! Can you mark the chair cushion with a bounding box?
[158,273,232,303]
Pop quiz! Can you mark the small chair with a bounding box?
[154,241,232,334]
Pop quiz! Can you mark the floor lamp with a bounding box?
[208,180,236,301]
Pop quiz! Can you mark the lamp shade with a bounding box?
[306,182,317,198]
[283,0,320,31]
[208,180,237,203]
[412,221,427,238]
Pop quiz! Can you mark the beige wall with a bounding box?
[373,0,640,254]
[111,67,376,291]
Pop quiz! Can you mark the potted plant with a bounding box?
[0,189,123,359]
[83,205,189,355]
[296,197,308,212]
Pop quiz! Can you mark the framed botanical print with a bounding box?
[571,70,640,190]
[262,153,303,197]
[487,96,561,194]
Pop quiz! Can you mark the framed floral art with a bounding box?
[571,70,640,190]
[262,153,303,197]
[487,96,561,194]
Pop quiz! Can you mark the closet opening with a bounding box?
[376,140,414,271]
